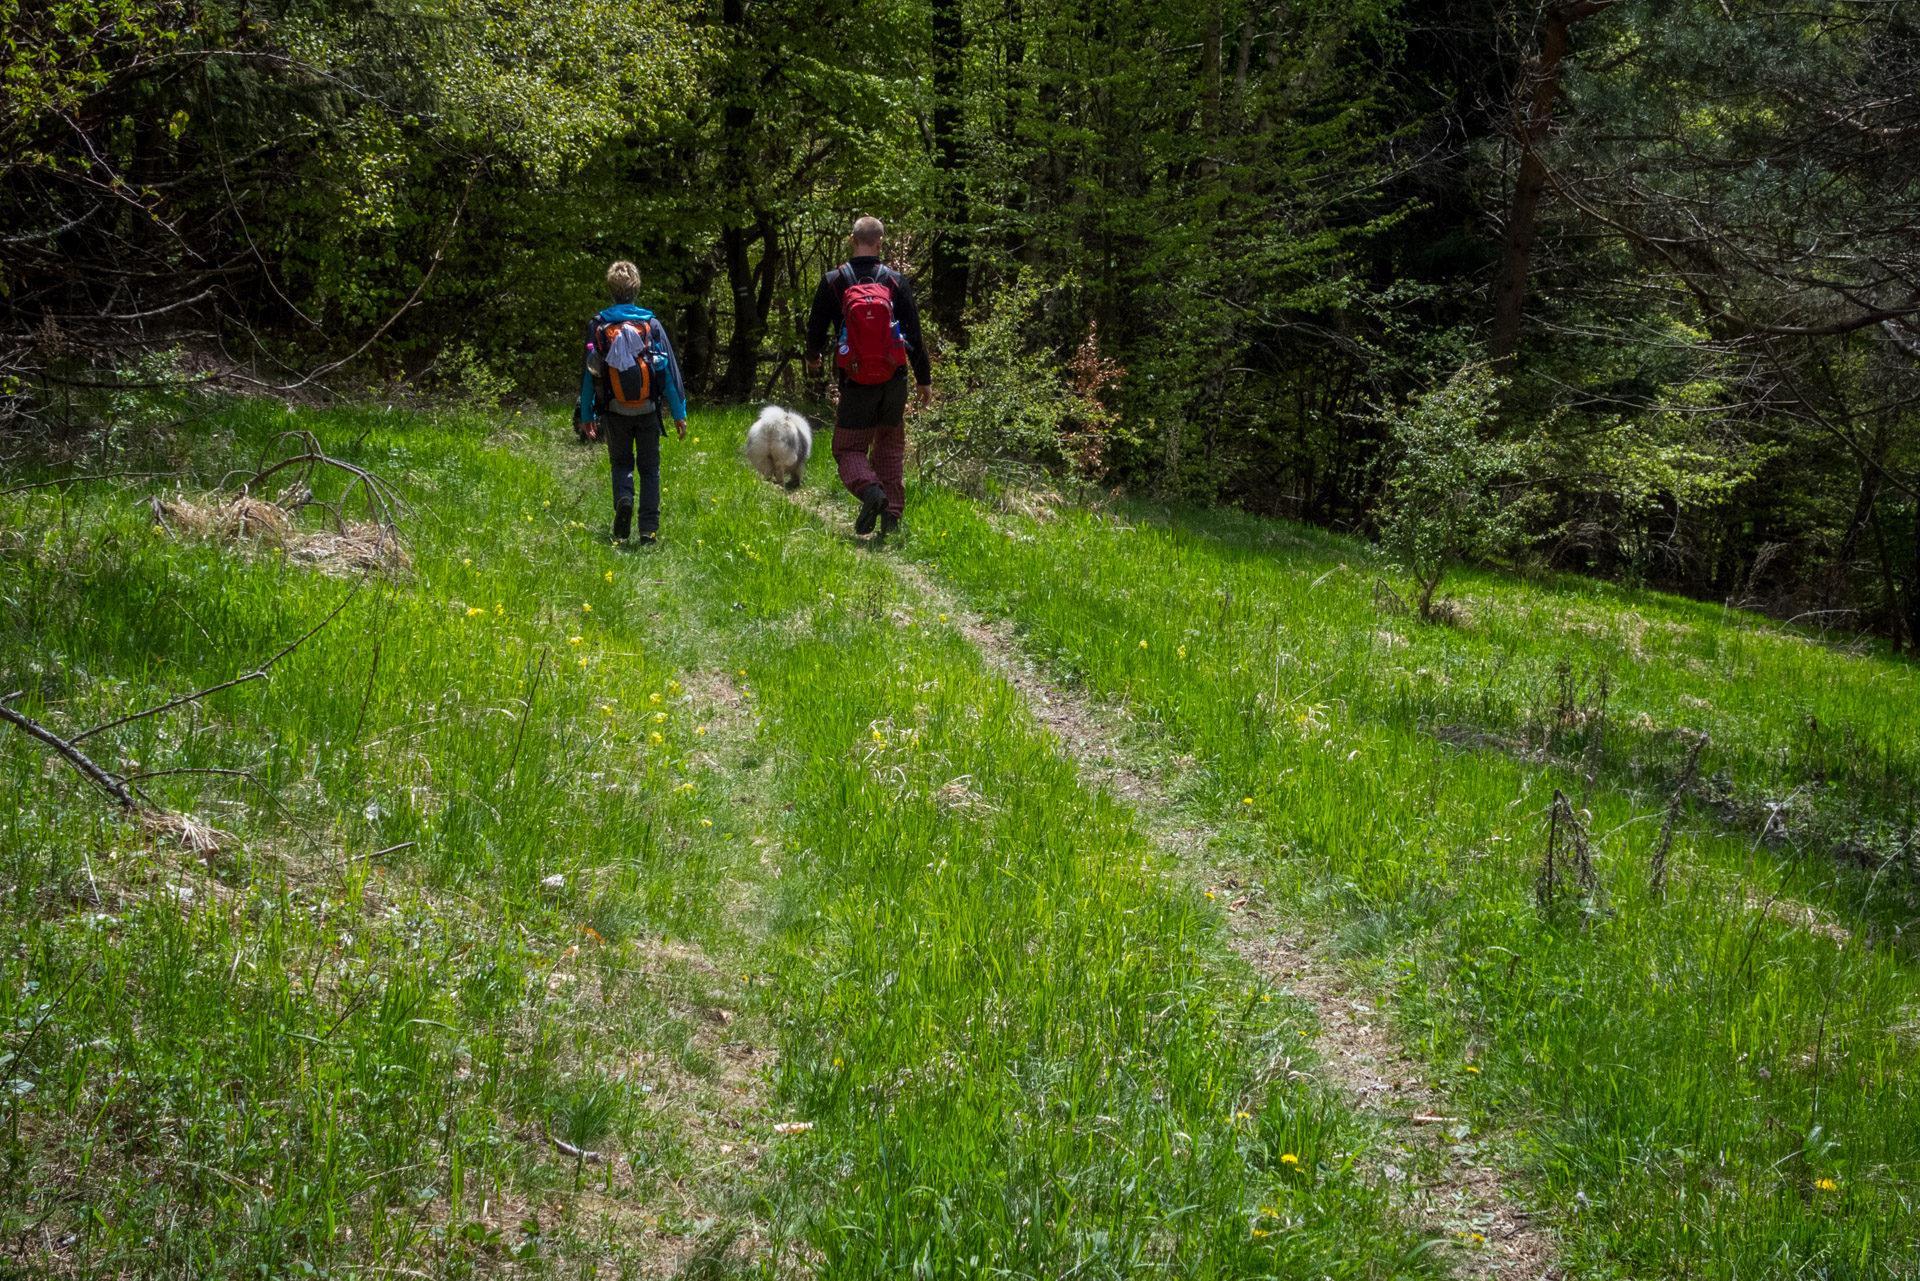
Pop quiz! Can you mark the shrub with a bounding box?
[1373,363,1543,620]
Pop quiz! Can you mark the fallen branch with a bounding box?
[548,1134,607,1165]
[0,693,139,809]
[72,575,365,745]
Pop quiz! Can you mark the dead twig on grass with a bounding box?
[1650,731,1709,900]
[72,575,365,745]
[1538,788,1605,921]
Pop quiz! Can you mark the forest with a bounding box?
[5,0,1917,632]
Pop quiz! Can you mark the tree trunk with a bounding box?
[1488,1,1614,369]
[678,254,720,397]
[926,0,970,330]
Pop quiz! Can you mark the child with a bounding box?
[578,261,689,543]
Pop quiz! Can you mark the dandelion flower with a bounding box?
[605,571,613,583]
[679,782,694,792]
[940,614,948,622]
[600,705,613,715]
[1280,1153,1299,1167]
[495,604,504,616]
[872,730,884,742]
[1816,1178,1838,1191]
[696,726,706,735]
[568,636,583,645]
[466,607,485,617]
[832,1057,843,1068]
[738,670,747,677]
[1472,1233,1485,1243]
[701,819,712,828]
[1235,1111,1250,1120]
[1465,1065,1480,1074]
[649,732,663,744]
[1138,639,1148,649]
[1261,994,1272,1003]
[543,500,551,508]
[1251,1228,1270,1238]
[1243,796,1254,805]
[463,558,472,566]
[582,602,592,612]
[669,681,681,692]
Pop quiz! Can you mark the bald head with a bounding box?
[850,216,885,252]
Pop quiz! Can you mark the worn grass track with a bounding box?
[894,478,1920,1279]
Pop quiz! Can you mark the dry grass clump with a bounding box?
[152,493,410,575]
[141,809,234,855]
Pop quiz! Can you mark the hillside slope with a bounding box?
[0,403,1912,1279]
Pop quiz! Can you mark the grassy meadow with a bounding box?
[0,398,1914,1279]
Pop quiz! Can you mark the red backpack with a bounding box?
[834,265,908,385]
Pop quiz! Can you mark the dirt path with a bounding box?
[791,493,1558,1278]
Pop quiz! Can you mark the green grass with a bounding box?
[8,397,1918,1278]
[0,404,1435,1277]
[901,483,1920,1278]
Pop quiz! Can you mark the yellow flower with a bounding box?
[1465,1065,1480,1074]
[1178,644,1187,658]
[1260,1207,1279,1218]
[543,500,551,508]
[654,712,667,723]
[494,604,503,616]
[712,497,719,504]
[648,732,663,744]
[679,782,694,792]
[1251,1228,1269,1238]
[1280,1153,1299,1166]
[1243,796,1254,805]
[1261,994,1271,1003]
[691,437,700,444]
[462,557,472,566]
[872,730,884,742]
[701,819,713,827]
[668,681,681,692]
[1235,1111,1250,1120]
[568,636,583,645]
[600,705,613,715]
[582,602,592,612]
[1815,1178,1838,1191]
[940,614,948,622]
[650,692,661,703]
[524,515,532,522]
[832,1057,843,1068]
[1138,639,1148,649]
[1472,1233,1485,1243]
[696,726,706,735]
[466,607,484,617]
[738,670,747,677]
[605,571,613,583]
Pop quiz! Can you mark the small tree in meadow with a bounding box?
[1374,364,1541,621]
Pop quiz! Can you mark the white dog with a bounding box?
[746,405,813,490]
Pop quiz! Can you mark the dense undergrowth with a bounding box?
[903,485,1920,1277]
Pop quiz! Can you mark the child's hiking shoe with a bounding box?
[854,485,887,535]
[613,500,634,541]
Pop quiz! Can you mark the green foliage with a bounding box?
[920,273,1124,481]
[1373,364,1540,619]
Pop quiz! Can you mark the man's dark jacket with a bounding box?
[805,256,933,386]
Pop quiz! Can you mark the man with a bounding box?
[578,260,689,544]
[805,216,932,542]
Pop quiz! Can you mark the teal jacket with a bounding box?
[577,305,689,424]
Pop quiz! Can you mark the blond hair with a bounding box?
[606,260,641,303]
[850,216,884,250]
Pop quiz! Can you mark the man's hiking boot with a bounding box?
[854,485,887,535]
[613,500,634,541]
[876,513,900,546]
